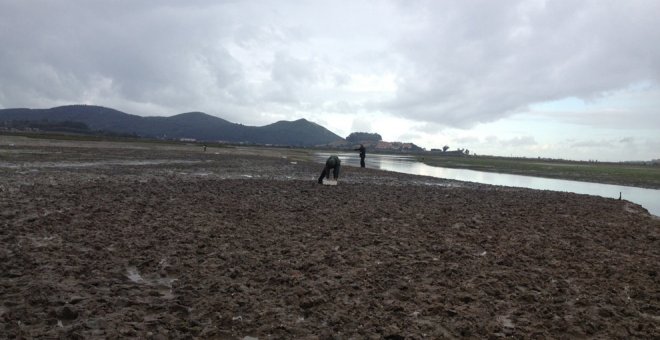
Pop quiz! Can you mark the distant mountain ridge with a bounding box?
[0,105,343,146]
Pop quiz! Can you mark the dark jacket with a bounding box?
[318,155,341,183]
[326,155,341,168]
[355,145,366,158]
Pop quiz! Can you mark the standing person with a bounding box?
[355,144,366,168]
[318,155,341,184]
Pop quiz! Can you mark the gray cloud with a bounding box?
[0,1,252,117]
[263,52,318,104]
[384,0,660,128]
[1,0,659,133]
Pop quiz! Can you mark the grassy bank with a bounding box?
[417,154,660,189]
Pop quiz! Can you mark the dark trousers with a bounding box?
[318,165,340,183]
[360,156,365,168]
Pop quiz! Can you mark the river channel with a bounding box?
[315,152,660,216]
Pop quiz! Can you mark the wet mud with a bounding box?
[1,138,659,338]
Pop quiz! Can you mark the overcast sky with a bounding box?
[1,0,659,161]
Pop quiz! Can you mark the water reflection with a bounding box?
[315,152,660,216]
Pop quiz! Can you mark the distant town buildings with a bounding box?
[373,141,422,152]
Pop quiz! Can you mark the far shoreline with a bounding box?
[2,131,659,190]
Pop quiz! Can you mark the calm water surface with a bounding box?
[315,152,660,216]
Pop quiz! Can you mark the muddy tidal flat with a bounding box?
[1,136,659,339]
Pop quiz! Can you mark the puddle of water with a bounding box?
[125,266,178,298]
[497,315,515,329]
[126,266,144,283]
[192,172,212,176]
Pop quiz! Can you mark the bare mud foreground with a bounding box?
[1,139,659,338]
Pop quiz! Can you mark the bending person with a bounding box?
[318,155,341,184]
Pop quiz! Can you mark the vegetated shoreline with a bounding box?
[1,135,659,338]
[415,154,660,190]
